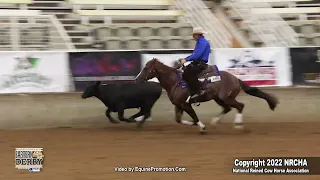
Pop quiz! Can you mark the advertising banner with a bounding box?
[290,47,320,86]
[69,51,141,91]
[214,48,292,87]
[0,51,70,93]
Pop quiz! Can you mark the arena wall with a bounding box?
[1,87,319,130]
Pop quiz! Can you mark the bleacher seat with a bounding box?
[125,37,142,50]
[300,21,315,34]
[143,36,163,49]
[166,36,183,49]
[313,33,320,46]
[177,24,193,37]
[157,26,174,37]
[184,36,196,49]
[137,25,154,37]
[117,26,133,37]
[104,37,121,50]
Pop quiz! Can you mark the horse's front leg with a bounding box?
[180,103,206,135]
[174,105,184,124]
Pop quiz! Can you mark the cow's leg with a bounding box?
[129,110,144,121]
[105,108,119,124]
[116,103,135,123]
[135,100,155,129]
[136,108,151,129]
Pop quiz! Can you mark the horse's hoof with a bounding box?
[210,117,220,126]
[200,131,207,135]
[110,120,120,124]
[136,122,143,130]
[234,125,244,130]
[200,127,206,135]
[126,119,136,123]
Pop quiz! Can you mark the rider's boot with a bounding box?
[185,84,205,103]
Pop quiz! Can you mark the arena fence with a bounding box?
[0,13,75,51]
[0,47,318,93]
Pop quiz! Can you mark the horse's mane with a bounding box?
[153,58,176,73]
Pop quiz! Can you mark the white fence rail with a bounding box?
[0,14,75,50]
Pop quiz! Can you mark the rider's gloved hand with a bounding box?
[179,58,187,64]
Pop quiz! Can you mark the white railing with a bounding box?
[48,15,75,50]
[225,0,299,47]
[173,0,232,48]
[0,13,75,50]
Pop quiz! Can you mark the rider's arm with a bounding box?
[185,40,207,61]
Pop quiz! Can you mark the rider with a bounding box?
[179,27,211,103]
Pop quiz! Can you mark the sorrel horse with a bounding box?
[135,58,279,135]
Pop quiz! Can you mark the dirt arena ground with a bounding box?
[1,122,320,180]
[0,88,320,180]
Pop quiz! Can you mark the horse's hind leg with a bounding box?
[211,98,231,126]
[222,98,245,129]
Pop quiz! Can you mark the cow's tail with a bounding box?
[238,79,279,111]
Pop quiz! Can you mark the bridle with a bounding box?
[142,59,157,81]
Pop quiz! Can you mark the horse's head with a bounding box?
[135,58,161,83]
[81,81,100,99]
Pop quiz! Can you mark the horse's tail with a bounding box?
[238,79,279,111]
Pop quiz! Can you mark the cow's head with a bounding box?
[81,81,100,99]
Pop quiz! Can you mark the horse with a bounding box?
[135,58,279,135]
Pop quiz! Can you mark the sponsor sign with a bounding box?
[0,52,70,93]
[290,47,320,86]
[214,48,292,87]
[69,51,141,91]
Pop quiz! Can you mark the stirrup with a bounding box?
[186,96,201,106]
[185,93,203,104]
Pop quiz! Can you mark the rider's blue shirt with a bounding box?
[186,36,211,63]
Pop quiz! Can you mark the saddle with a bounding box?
[176,64,221,90]
[197,65,221,83]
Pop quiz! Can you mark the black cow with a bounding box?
[81,81,162,127]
